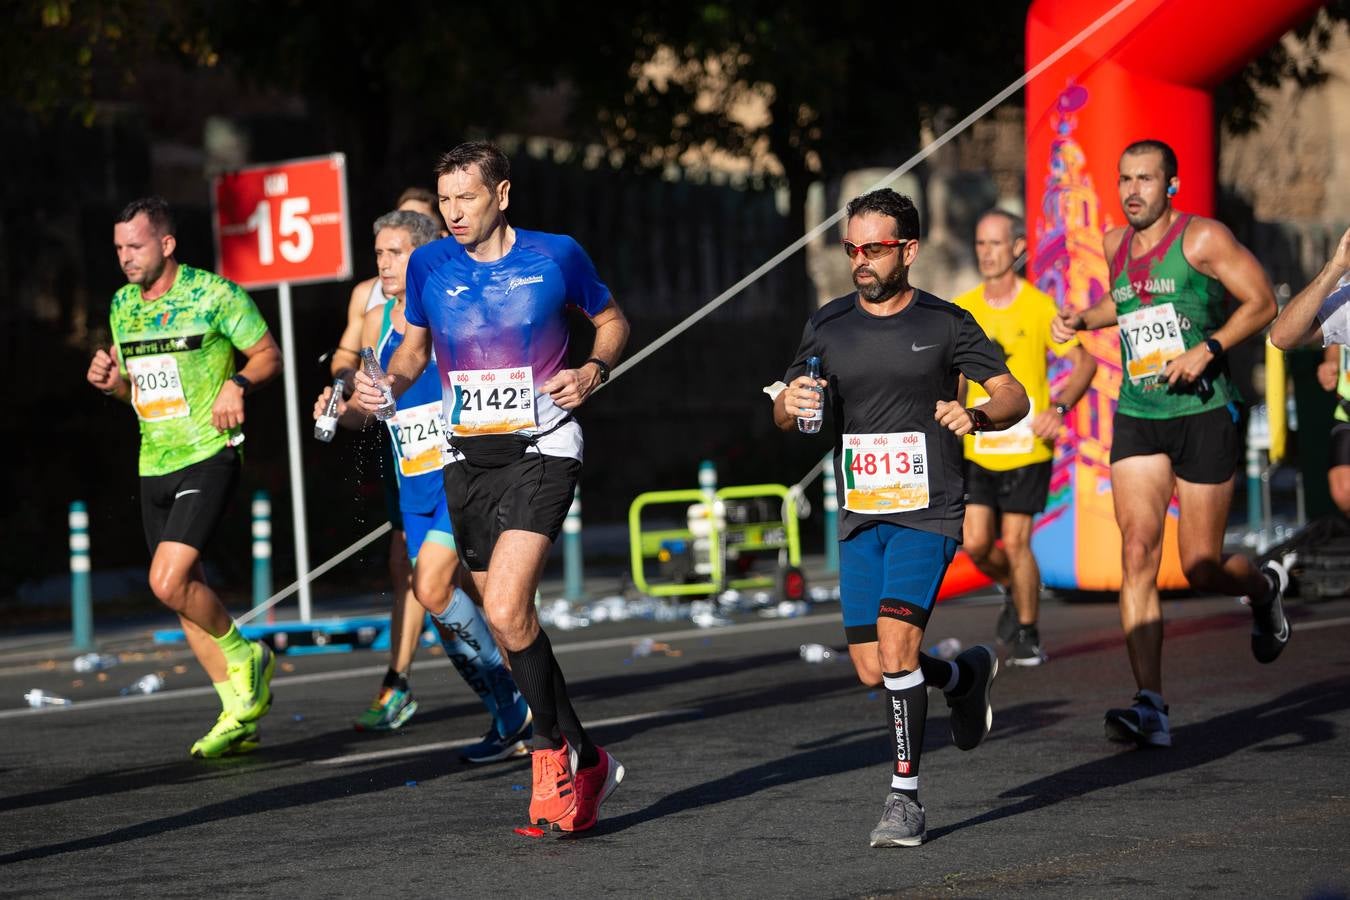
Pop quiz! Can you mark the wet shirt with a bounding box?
[784,290,1008,542]
[404,229,612,461]
[1108,214,1239,419]
[109,264,269,477]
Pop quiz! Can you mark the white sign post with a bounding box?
[212,154,353,621]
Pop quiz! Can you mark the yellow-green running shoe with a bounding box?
[353,687,418,732]
[228,640,275,723]
[190,711,260,758]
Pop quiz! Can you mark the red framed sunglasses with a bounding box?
[841,239,912,260]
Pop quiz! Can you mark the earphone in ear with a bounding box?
[1166,184,1178,197]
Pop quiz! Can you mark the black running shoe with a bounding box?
[1251,559,1292,664]
[1007,625,1047,667]
[995,597,1018,645]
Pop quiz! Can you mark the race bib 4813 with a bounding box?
[842,431,930,513]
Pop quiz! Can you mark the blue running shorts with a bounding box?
[402,495,456,562]
[839,522,957,643]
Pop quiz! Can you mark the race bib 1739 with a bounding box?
[1119,302,1185,384]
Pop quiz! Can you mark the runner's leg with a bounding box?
[1001,512,1039,626]
[1110,455,1174,695]
[1173,474,1267,598]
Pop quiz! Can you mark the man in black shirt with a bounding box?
[774,189,1028,847]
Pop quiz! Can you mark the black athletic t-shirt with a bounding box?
[785,290,1008,542]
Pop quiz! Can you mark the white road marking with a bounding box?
[311,708,702,767]
[0,614,840,722]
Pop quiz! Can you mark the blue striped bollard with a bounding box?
[69,501,93,651]
[563,486,584,601]
[251,490,273,622]
[699,459,717,501]
[822,452,839,574]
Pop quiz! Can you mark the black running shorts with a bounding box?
[442,453,581,572]
[964,460,1052,516]
[1332,422,1350,469]
[139,447,240,553]
[1110,406,1241,484]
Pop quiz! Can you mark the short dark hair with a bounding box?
[117,196,175,236]
[396,186,437,209]
[372,210,439,249]
[433,141,511,191]
[1121,139,1178,184]
[845,189,920,240]
[978,208,1026,243]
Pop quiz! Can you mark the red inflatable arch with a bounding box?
[940,0,1324,598]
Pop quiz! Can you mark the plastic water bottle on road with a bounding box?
[800,643,836,663]
[24,689,73,708]
[121,674,165,696]
[358,347,397,421]
[314,377,345,442]
[72,653,118,673]
[928,637,962,660]
[797,355,824,433]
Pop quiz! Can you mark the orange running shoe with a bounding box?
[529,745,576,827]
[555,746,625,832]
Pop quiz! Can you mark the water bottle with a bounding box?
[927,637,963,661]
[314,377,345,442]
[121,673,165,696]
[72,653,118,673]
[24,689,73,708]
[800,643,836,663]
[358,347,397,421]
[797,355,824,433]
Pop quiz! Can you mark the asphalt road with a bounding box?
[2,593,1349,898]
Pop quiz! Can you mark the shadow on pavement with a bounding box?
[926,675,1350,843]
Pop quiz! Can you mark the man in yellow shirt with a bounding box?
[954,210,1097,665]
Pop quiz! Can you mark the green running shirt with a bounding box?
[1108,214,1239,419]
[109,264,269,476]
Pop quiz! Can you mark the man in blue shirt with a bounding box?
[352,142,630,833]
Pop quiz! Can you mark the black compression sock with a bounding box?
[506,631,564,750]
[382,668,408,693]
[883,669,927,802]
[551,661,597,769]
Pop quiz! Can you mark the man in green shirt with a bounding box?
[1052,140,1286,749]
[86,197,283,758]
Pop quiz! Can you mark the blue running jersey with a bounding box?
[378,300,447,515]
[404,229,612,461]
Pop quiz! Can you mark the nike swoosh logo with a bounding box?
[911,342,939,352]
[175,489,201,500]
[446,286,469,297]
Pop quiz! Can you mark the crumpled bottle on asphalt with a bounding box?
[800,643,837,663]
[24,689,73,708]
[121,674,165,696]
[927,637,962,660]
[73,653,118,673]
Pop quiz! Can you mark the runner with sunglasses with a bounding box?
[774,188,1028,847]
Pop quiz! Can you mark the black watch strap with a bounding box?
[967,407,993,432]
[230,373,252,392]
[1204,337,1223,356]
[584,357,611,383]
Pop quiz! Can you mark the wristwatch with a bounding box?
[584,357,611,384]
[230,373,252,392]
[967,407,993,432]
[1053,403,1069,416]
[1204,337,1223,356]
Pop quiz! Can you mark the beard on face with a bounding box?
[853,263,907,303]
[1123,195,1165,231]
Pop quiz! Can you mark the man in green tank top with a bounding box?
[86,197,282,758]
[1051,140,1288,749]
[1270,224,1350,516]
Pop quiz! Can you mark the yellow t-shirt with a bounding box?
[953,279,1078,471]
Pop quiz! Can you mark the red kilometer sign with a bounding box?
[212,153,352,289]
